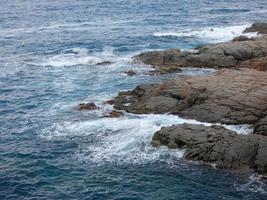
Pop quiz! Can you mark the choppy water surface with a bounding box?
[1,0,267,199]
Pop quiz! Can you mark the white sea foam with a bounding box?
[153,24,258,43]
[41,113,252,165]
[36,47,129,67]
[235,174,267,194]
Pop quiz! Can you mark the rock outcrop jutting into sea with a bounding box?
[151,124,267,174]
[112,23,267,175]
[134,28,267,73]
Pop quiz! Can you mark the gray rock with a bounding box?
[134,35,267,70]
[244,23,267,34]
[254,116,267,136]
[151,124,267,174]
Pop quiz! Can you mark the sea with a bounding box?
[1,0,267,199]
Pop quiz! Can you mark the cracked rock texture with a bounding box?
[151,124,267,174]
[114,69,267,135]
[134,35,267,72]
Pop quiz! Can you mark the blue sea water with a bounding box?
[1,0,267,199]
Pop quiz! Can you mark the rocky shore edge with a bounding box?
[112,23,267,176]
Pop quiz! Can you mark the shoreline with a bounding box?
[105,23,267,177]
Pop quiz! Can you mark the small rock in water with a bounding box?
[103,99,115,105]
[232,35,251,42]
[96,61,112,65]
[105,110,124,118]
[77,102,97,111]
[124,70,137,76]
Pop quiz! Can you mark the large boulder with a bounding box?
[244,23,267,34]
[151,124,267,174]
[114,69,267,133]
[134,35,267,71]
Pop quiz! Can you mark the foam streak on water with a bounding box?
[153,24,259,43]
[41,112,252,166]
[2,0,267,199]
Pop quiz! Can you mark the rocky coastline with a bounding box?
[78,23,267,176]
[113,23,267,175]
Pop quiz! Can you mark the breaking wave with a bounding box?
[153,24,258,43]
[41,112,252,165]
[36,47,128,67]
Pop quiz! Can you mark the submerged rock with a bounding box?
[124,70,137,76]
[244,23,267,34]
[104,110,124,118]
[114,69,267,133]
[96,61,113,65]
[151,124,267,174]
[77,102,97,111]
[134,35,267,71]
[103,99,115,105]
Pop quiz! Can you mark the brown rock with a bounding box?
[103,99,115,105]
[105,110,124,118]
[77,102,97,111]
[151,124,267,174]
[134,35,267,70]
[238,56,267,71]
[114,69,267,129]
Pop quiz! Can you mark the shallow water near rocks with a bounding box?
[1,0,267,199]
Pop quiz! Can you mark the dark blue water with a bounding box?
[1,0,267,199]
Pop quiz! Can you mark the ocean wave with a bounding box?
[153,24,258,43]
[235,174,267,194]
[0,19,138,36]
[41,113,252,165]
[35,47,129,67]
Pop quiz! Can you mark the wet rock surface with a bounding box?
[124,70,137,76]
[114,69,267,133]
[104,110,124,118]
[103,99,115,105]
[151,124,267,174]
[134,35,267,71]
[244,23,267,34]
[77,102,98,111]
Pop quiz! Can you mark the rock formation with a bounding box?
[134,35,267,72]
[243,23,267,34]
[114,69,267,135]
[151,124,267,174]
[77,102,98,111]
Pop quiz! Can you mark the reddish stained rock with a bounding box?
[238,56,267,71]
